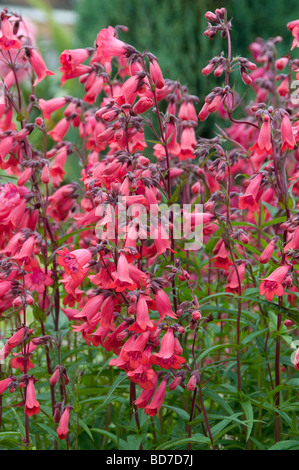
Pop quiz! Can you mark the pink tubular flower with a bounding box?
[39,97,67,120]
[96,26,127,63]
[133,97,154,114]
[155,288,177,321]
[25,377,40,416]
[179,127,197,160]
[7,326,27,349]
[26,48,55,87]
[151,328,186,369]
[259,265,291,301]
[60,48,90,75]
[0,377,12,394]
[281,114,296,152]
[198,102,210,121]
[108,252,136,292]
[57,406,71,440]
[116,75,140,105]
[251,115,272,155]
[144,379,167,416]
[211,239,233,270]
[238,173,263,213]
[48,118,70,142]
[150,59,164,89]
[285,226,299,253]
[128,295,156,333]
[225,263,246,294]
[49,367,60,386]
[0,17,22,50]
[57,248,92,283]
[259,239,276,263]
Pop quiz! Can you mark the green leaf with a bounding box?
[156,434,211,450]
[241,328,269,345]
[163,405,190,422]
[90,429,127,449]
[241,400,254,441]
[268,440,299,450]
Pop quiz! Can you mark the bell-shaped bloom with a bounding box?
[251,115,272,155]
[0,135,14,160]
[179,127,197,160]
[7,326,27,349]
[49,367,60,387]
[133,97,154,115]
[108,252,136,292]
[60,48,90,75]
[150,59,164,89]
[144,379,167,416]
[39,97,67,120]
[259,265,291,301]
[48,118,70,142]
[259,239,276,263]
[285,226,299,253]
[238,173,263,213]
[151,328,186,369]
[277,77,289,97]
[14,235,36,264]
[116,75,140,106]
[26,48,54,87]
[155,289,177,321]
[57,248,91,283]
[281,115,296,152]
[96,26,127,63]
[74,295,104,322]
[25,377,40,416]
[135,376,158,408]
[211,239,233,270]
[198,102,210,121]
[0,17,22,50]
[178,101,198,123]
[49,146,68,187]
[17,168,32,187]
[225,262,246,294]
[0,377,13,395]
[287,21,299,50]
[128,295,156,333]
[57,406,71,440]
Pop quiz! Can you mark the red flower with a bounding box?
[57,248,92,283]
[0,378,12,394]
[259,239,276,263]
[281,114,296,152]
[26,48,55,87]
[48,118,70,142]
[96,26,127,63]
[144,379,167,416]
[259,265,291,301]
[225,263,246,294]
[211,239,233,270]
[39,97,67,120]
[151,328,186,369]
[155,289,177,321]
[239,173,263,212]
[150,59,164,89]
[25,377,40,416]
[128,295,156,333]
[0,17,22,50]
[251,115,272,155]
[57,406,71,440]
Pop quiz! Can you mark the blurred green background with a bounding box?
[75,0,299,96]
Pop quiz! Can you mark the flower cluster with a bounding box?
[0,7,298,449]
